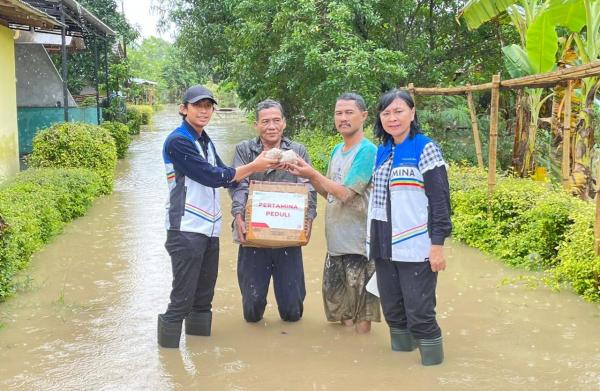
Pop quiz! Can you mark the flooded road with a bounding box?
[1,106,600,390]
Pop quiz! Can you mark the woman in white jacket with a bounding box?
[367,89,452,365]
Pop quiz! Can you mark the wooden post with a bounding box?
[408,83,416,106]
[488,74,501,195]
[466,89,484,169]
[596,157,600,255]
[561,81,572,189]
[512,89,524,170]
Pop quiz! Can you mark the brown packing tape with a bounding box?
[243,180,309,248]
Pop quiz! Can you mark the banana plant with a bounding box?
[549,36,581,188]
[458,0,558,73]
[536,0,599,196]
[459,0,557,176]
[460,0,600,192]
[567,0,600,197]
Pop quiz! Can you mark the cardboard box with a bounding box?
[244,180,310,248]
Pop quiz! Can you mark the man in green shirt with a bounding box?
[288,93,380,333]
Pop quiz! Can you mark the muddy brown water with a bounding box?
[1,107,600,390]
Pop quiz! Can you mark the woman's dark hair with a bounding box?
[373,89,421,144]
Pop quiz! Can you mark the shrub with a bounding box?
[294,127,342,174]
[128,105,153,125]
[449,166,600,302]
[0,168,102,300]
[28,122,117,194]
[11,168,102,221]
[450,169,573,265]
[126,109,142,135]
[552,203,600,302]
[80,96,98,107]
[101,121,131,159]
[495,190,574,269]
[102,96,127,123]
[448,164,487,193]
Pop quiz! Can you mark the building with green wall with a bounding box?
[0,2,60,180]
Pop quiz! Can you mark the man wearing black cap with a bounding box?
[158,85,278,348]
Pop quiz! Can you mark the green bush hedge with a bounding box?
[449,166,600,302]
[0,168,102,300]
[126,109,142,135]
[79,96,97,107]
[295,127,342,174]
[101,121,131,159]
[28,122,117,194]
[552,204,600,302]
[128,105,153,126]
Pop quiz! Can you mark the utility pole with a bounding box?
[121,0,127,58]
[60,0,69,121]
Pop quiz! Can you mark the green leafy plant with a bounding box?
[126,109,142,135]
[161,0,503,128]
[28,122,117,194]
[552,203,600,302]
[0,168,102,300]
[102,96,127,124]
[101,121,131,159]
[294,127,343,174]
[127,105,153,125]
[449,165,600,301]
[79,96,98,107]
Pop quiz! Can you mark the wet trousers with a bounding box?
[237,246,306,322]
[162,230,219,323]
[322,254,380,323]
[375,259,441,339]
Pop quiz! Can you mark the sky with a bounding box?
[121,0,173,42]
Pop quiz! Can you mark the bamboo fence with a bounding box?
[401,59,600,253]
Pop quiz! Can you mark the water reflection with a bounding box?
[1,106,600,390]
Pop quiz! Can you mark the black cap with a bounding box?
[182,85,217,105]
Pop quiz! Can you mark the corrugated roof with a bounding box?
[20,0,115,37]
[61,0,115,36]
[131,78,158,85]
[0,0,62,29]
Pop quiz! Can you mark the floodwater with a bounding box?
[1,107,600,391]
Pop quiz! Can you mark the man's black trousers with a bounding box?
[162,230,219,323]
[237,246,305,322]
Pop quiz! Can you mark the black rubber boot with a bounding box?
[417,336,444,365]
[185,311,212,336]
[157,314,182,348]
[390,328,417,352]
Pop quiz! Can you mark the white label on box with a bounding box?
[251,191,306,230]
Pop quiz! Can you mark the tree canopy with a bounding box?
[157,0,514,128]
[128,37,202,102]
